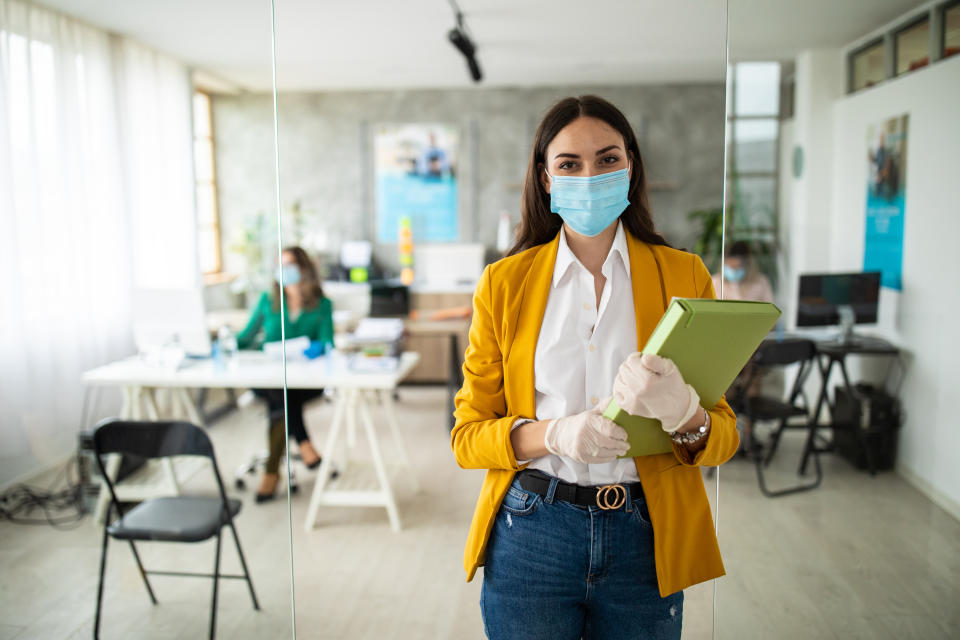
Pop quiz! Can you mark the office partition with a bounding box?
[0,0,296,637]
[717,1,960,637]
[270,1,731,638]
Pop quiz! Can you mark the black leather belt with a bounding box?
[517,469,644,510]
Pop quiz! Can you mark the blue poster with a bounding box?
[374,124,459,243]
[864,115,908,291]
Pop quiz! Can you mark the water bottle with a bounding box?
[218,325,238,370]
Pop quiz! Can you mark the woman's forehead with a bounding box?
[547,117,623,155]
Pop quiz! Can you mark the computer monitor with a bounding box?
[797,272,881,336]
[133,288,212,356]
[369,282,410,317]
[340,241,372,269]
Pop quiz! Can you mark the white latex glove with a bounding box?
[543,400,630,464]
[613,353,701,433]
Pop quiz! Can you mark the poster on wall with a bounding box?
[864,114,908,291]
[374,124,459,243]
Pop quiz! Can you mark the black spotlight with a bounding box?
[447,1,482,82]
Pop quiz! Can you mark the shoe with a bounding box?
[255,491,277,503]
[255,472,279,503]
[305,456,322,470]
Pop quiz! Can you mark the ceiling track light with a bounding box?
[447,0,482,83]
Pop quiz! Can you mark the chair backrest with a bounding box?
[93,419,215,460]
[92,419,229,522]
[752,338,817,367]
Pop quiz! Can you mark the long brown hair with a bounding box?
[272,246,324,311]
[510,95,669,255]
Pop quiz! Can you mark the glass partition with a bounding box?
[0,0,294,637]
[720,1,960,637]
[272,1,729,638]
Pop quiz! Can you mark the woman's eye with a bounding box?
[602,155,621,165]
[558,161,576,171]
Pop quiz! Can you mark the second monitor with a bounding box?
[797,271,881,342]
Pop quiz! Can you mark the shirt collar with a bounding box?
[552,221,631,288]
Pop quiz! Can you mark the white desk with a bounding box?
[81,351,421,530]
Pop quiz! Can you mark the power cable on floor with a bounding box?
[0,455,86,529]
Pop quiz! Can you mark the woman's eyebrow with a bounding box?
[595,145,621,155]
[553,152,580,159]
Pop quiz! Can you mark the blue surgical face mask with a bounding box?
[276,263,301,286]
[724,265,746,283]
[546,166,631,237]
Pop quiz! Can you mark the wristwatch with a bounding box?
[671,410,710,445]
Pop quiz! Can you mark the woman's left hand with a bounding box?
[613,353,701,433]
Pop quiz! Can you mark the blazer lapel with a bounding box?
[505,234,559,420]
[626,235,678,488]
[626,234,668,349]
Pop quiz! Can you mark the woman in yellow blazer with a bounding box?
[452,96,738,640]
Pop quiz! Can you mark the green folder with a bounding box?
[604,298,782,458]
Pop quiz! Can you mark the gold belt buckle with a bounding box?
[596,484,626,510]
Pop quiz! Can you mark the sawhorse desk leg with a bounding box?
[305,387,411,532]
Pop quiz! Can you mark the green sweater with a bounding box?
[236,291,334,351]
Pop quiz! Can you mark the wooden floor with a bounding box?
[1,386,958,639]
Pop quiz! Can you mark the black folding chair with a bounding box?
[92,419,259,639]
[731,338,823,497]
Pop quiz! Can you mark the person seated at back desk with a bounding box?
[712,240,774,452]
[237,246,334,502]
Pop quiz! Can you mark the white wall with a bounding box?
[786,52,960,517]
[828,55,960,518]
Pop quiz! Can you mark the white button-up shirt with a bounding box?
[524,222,641,485]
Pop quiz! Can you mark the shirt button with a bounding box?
[583,302,591,310]
[590,396,599,405]
[589,344,596,352]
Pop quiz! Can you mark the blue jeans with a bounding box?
[480,475,683,640]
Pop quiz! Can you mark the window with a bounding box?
[895,17,930,75]
[726,62,781,241]
[945,2,960,59]
[193,91,221,274]
[850,40,885,92]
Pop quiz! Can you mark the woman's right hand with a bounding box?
[544,402,630,464]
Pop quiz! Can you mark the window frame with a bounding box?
[848,37,885,93]
[192,90,222,275]
[943,0,960,59]
[893,14,931,77]
[725,63,783,239]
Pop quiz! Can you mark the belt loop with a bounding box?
[545,476,559,504]
[623,484,633,513]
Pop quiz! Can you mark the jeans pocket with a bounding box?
[632,498,653,530]
[500,484,542,516]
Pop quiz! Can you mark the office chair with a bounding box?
[92,419,259,639]
[729,338,823,497]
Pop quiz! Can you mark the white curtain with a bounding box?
[0,0,197,484]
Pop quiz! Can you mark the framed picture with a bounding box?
[374,123,460,243]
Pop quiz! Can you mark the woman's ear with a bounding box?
[539,163,551,194]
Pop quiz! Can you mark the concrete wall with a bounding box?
[212,84,726,273]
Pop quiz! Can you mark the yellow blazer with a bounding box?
[451,230,739,597]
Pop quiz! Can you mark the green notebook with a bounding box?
[604,298,781,458]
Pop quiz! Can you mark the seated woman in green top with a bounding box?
[237,246,334,502]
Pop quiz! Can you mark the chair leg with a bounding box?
[763,418,789,467]
[755,440,824,497]
[94,527,109,639]
[127,541,158,605]
[227,522,260,610]
[209,531,222,640]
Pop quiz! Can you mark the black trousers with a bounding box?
[252,388,323,473]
